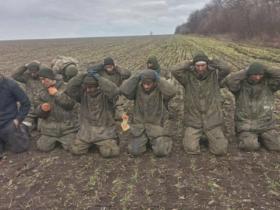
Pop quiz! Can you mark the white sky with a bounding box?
[0,0,210,40]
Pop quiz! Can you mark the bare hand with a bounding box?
[13,119,19,128]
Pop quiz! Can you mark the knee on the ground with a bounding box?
[183,142,200,155]
[210,140,228,155]
[69,138,90,155]
[36,138,56,152]
[239,138,260,151]
[153,137,172,157]
[10,142,30,153]
[128,142,146,156]
[99,143,120,158]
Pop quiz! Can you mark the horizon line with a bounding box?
[0,33,174,42]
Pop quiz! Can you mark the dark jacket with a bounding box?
[0,76,31,129]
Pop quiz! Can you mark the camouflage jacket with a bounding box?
[92,64,131,119]
[224,68,280,132]
[171,61,230,130]
[66,74,119,142]
[51,56,79,81]
[12,65,43,107]
[120,72,176,138]
[93,64,131,87]
[36,81,79,137]
[51,56,78,74]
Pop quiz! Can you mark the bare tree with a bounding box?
[175,0,280,40]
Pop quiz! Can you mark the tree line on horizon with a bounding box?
[175,0,280,40]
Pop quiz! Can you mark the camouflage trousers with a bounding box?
[183,126,228,155]
[238,129,280,151]
[23,105,39,131]
[0,122,30,154]
[37,133,76,152]
[114,95,132,121]
[128,131,172,157]
[70,138,120,158]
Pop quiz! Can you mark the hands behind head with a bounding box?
[87,67,100,80]
[140,70,160,81]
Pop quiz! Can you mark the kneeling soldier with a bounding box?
[120,69,176,157]
[171,52,230,155]
[66,70,120,158]
[36,68,79,152]
[224,62,280,151]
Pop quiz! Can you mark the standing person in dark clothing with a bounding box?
[0,74,31,158]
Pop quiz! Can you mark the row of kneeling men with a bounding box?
[1,52,280,159]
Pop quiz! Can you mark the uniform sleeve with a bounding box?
[210,59,231,84]
[32,87,44,108]
[116,66,131,81]
[55,91,76,111]
[223,69,247,93]
[160,68,171,80]
[98,76,120,99]
[65,73,86,103]
[9,80,31,122]
[158,78,176,102]
[11,65,29,84]
[266,68,280,92]
[119,72,141,100]
[35,89,51,118]
[171,61,191,86]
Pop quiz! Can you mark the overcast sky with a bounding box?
[0,0,210,40]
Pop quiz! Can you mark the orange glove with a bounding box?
[48,86,58,96]
[41,103,51,112]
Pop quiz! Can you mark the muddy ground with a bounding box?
[0,35,279,210]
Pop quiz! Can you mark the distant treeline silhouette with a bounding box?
[175,0,280,40]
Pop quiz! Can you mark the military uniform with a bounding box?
[171,53,230,155]
[51,56,79,82]
[88,58,131,120]
[120,69,176,157]
[224,63,280,151]
[36,68,79,152]
[147,55,171,80]
[66,74,120,158]
[12,62,43,130]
